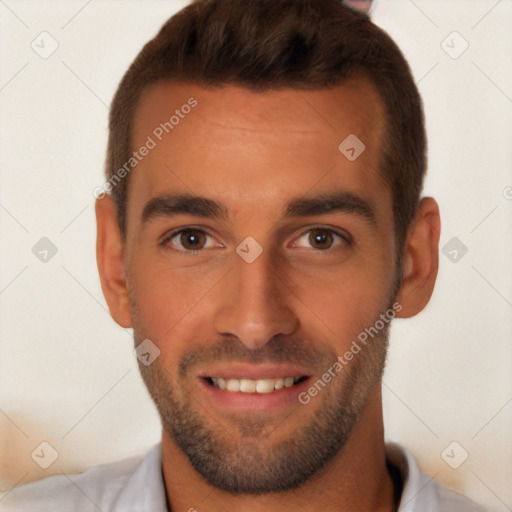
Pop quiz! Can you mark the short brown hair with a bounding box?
[106,0,426,254]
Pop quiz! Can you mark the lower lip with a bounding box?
[197,377,312,412]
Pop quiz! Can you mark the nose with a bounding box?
[212,249,298,350]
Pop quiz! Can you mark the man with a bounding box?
[2,0,486,510]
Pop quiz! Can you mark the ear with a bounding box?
[395,197,441,318]
[95,195,133,328]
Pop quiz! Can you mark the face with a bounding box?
[123,78,399,493]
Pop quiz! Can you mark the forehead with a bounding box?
[129,77,388,224]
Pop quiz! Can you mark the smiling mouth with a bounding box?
[203,376,309,393]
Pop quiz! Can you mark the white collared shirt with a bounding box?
[0,442,486,511]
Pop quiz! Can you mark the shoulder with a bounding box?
[436,484,488,512]
[0,443,163,512]
[386,442,487,512]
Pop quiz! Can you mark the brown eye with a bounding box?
[308,229,335,250]
[178,229,206,250]
[162,228,214,252]
[293,227,351,251]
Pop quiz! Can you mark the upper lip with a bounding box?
[198,364,312,380]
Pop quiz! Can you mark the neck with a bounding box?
[161,386,397,512]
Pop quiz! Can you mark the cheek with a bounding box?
[290,249,395,348]
[298,276,388,349]
[128,254,225,348]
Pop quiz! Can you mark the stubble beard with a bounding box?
[129,255,402,495]
[134,314,392,495]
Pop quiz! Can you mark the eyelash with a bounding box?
[159,226,352,254]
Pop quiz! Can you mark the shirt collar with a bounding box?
[112,443,168,512]
[386,442,440,511]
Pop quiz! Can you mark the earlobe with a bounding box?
[395,197,441,319]
[95,196,133,328]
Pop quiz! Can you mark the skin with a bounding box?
[96,77,440,511]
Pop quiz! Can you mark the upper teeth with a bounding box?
[210,376,301,393]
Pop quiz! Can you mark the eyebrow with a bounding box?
[141,191,376,227]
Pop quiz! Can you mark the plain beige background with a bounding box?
[1,1,511,511]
